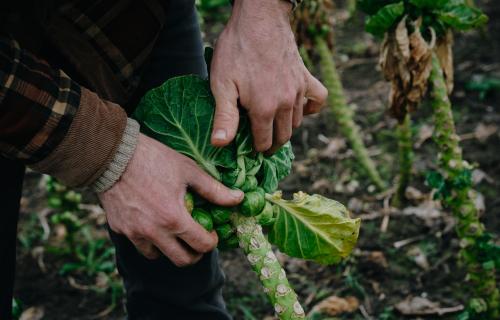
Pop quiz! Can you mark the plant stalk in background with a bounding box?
[293,0,386,190]
[392,113,413,208]
[429,55,499,318]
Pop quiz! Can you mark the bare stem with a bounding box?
[232,214,306,319]
[316,37,386,190]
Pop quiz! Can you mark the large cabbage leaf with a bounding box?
[133,75,235,179]
[267,192,361,265]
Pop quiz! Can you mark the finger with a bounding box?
[304,73,328,115]
[176,216,219,254]
[157,236,203,267]
[211,80,240,147]
[187,165,244,206]
[130,237,161,260]
[249,106,275,152]
[268,107,293,154]
[292,91,305,128]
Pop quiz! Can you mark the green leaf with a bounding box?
[365,2,405,36]
[438,4,488,30]
[267,192,361,265]
[357,0,400,15]
[409,0,448,9]
[259,142,294,193]
[133,75,235,180]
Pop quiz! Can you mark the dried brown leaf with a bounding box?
[379,17,434,121]
[19,306,45,320]
[435,31,454,94]
[414,124,434,148]
[407,246,430,270]
[474,123,498,142]
[319,137,346,159]
[311,296,359,316]
[395,296,440,315]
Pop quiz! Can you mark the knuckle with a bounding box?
[142,249,158,260]
[139,223,156,238]
[199,239,217,254]
[255,139,273,152]
[277,133,292,145]
[173,256,195,267]
[280,100,294,111]
[124,226,140,239]
[161,215,181,231]
[216,109,236,122]
[252,104,276,120]
[292,117,302,129]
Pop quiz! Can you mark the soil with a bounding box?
[12,1,500,319]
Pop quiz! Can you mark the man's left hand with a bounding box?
[210,0,328,154]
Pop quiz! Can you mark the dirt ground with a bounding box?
[12,1,500,319]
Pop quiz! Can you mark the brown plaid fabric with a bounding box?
[0,0,166,165]
[0,37,81,163]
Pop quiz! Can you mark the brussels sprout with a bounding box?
[184,193,194,214]
[222,168,239,187]
[216,224,234,240]
[48,196,63,209]
[64,190,82,204]
[211,206,232,225]
[241,175,258,192]
[192,208,213,232]
[240,187,266,217]
[234,157,247,188]
[255,201,275,226]
[218,234,239,251]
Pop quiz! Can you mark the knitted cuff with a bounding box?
[91,118,140,193]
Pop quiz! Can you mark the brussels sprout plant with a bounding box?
[359,0,499,318]
[133,75,361,319]
[292,0,387,191]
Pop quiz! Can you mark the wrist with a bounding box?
[91,118,140,193]
[231,0,292,22]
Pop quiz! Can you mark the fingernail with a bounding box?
[230,189,243,199]
[213,129,227,141]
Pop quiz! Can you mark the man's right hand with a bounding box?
[98,134,244,266]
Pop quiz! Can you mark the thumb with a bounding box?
[211,81,239,147]
[187,166,244,207]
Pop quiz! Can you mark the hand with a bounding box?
[210,0,328,153]
[99,134,243,266]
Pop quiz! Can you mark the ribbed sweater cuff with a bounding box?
[91,118,140,193]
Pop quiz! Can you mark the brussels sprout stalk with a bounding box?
[232,213,306,319]
[392,113,413,208]
[315,37,386,190]
[430,55,499,318]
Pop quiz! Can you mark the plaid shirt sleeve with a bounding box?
[0,36,129,188]
[0,36,81,163]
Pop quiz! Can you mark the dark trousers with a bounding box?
[0,1,231,319]
[0,158,25,320]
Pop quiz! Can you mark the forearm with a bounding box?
[0,36,136,189]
